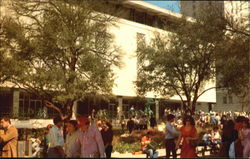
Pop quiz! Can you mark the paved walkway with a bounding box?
[111,149,181,158]
[111,146,211,158]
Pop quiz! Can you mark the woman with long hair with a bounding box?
[176,115,198,158]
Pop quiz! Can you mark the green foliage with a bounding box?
[113,129,165,153]
[199,3,250,103]
[95,109,110,120]
[0,0,121,117]
[136,16,221,113]
[113,141,141,154]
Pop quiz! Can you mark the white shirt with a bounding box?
[48,125,64,148]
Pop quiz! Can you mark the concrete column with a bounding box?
[117,96,123,120]
[155,100,159,121]
[71,101,78,120]
[12,89,20,118]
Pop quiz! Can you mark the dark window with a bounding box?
[134,10,145,24]
[223,96,227,104]
[228,96,233,104]
[18,92,45,118]
[0,91,12,116]
[129,9,135,21]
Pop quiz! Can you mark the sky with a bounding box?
[144,1,180,13]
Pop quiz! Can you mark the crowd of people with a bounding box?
[2,108,250,158]
[120,108,250,158]
[43,116,114,158]
[162,110,250,158]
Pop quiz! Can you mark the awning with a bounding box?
[11,119,53,129]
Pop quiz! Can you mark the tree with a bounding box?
[0,0,121,119]
[136,16,223,114]
[0,17,15,84]
[202,2,250,106]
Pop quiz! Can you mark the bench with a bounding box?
[197,144,220,157]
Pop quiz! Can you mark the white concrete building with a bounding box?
[0,1,216,121]
[215,1,250,112]
[181,1,250,112]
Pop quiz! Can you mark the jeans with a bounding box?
[143,149,158,158]
[105,145,113,158]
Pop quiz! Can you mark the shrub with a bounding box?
[113,129,165,153]
[113,141,141,153]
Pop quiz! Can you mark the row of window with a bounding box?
[222,95,233,104]
[97,2,178,33]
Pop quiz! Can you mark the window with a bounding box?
[0,91,12,116]
[228,96,233,104]
[19,92,45,118]
[136,32,145,51]
[223,96,227,104]
[192,3,196,17]
[134,10,145,24]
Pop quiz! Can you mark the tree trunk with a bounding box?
[62,99,74,120]
[43,99,75,120]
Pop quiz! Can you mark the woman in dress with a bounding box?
[176,115,198,158]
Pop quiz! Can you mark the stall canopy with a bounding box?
[11,119,53,129]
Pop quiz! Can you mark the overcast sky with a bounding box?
[144,1,180,13]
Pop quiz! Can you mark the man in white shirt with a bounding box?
[48,116,65,158]
[165,114,179,159]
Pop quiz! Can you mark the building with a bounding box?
[215,1,250,112]
[180,1,224,19]
[181,1,250,112]
[0,1,216,122]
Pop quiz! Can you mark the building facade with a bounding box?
[180,1,224,19]
[0,1,216,121]
[181,1,250,112]
[215,1,250,112]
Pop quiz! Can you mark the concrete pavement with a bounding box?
[111,146,211,158]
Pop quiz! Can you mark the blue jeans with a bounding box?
[143,149,159,158]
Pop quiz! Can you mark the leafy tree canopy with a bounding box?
[0,0,121,119]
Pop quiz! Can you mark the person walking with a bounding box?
[101,121,114,158]
[176,115,198,158]
[65,120,80,158]
[68,116,105,158]
[127,118,135,134]
[0,117,18,158]
[165,114,180,159]
[150,115,157,129]
[47,116,65,158]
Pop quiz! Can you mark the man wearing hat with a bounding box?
[68,116,105,158]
